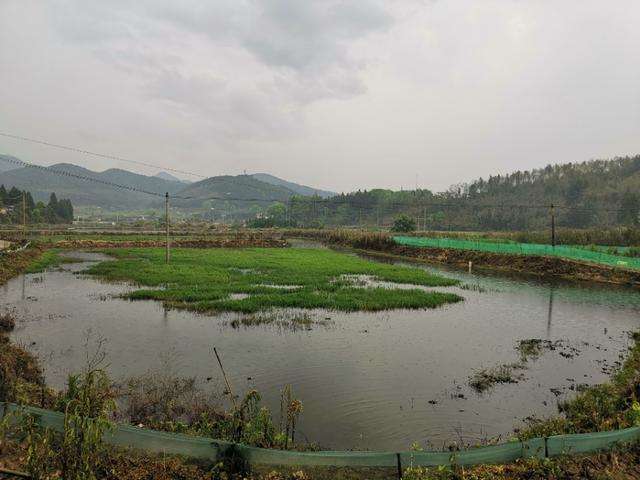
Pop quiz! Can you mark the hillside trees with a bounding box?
[0,186,74,224]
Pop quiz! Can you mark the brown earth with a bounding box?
[387,244,640,287]
[46,236,288,249]
[0,247,44,286]
[284,229,640,287]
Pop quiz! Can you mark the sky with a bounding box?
[1,1,639,193]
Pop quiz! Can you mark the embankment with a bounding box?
[285,229,640,287]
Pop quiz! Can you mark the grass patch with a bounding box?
[85,247,461,313]
[24,250,77,273]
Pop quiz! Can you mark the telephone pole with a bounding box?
[165,192,170,263]
[22,191,26,241]
[550,204,556,247]
[423,206,427,231]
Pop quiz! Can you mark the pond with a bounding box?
[2,249,640,451]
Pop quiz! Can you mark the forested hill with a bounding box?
[288,156,640,230]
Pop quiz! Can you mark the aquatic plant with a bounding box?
[0,313,15,333]
[86,247,461,313]
[469,363,526,393]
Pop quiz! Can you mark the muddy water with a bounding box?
[2,250,640,451]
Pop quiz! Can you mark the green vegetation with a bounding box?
[0,185,73,224]
[401,227,640,248]
[227,311,331,330]
[286,155,640,230]
[391,214,416,233]
[0,246,46,285]
[468,363,526,393]
[519,332,640,440]
[402,442,640,480]
[0,327,309,478]
[85,247,460,313]
[394,235,640,270]
[24,250,77,273]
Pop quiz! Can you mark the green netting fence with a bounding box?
[2,402,640,477]
[393,236,640,270]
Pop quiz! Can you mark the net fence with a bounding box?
[393,236,640,270]
[2,402,639,478]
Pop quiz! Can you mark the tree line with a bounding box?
[265,155,640,231]
[0,185,74,224]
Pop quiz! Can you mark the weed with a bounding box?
[469,363,526,393]
[24,250,76,273]
[227,311,331,331]
[0,313,15,332]
[458,283,488,293]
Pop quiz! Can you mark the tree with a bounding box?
[618,191,640,225]
[391,214,416,233]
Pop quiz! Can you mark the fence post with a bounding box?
[544,437,549,458]
[396,452,403,479]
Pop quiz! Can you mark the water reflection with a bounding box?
[547,286,555,337]
[2,251,639,450]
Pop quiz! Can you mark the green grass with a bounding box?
[24,250,77,273]
[85,247,461,313]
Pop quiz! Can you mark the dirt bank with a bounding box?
[45,236,288,249]
[0,247,44,286]
[388,245,640,286]
[285,229,640,287]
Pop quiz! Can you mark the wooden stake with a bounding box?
[214,347,238,410]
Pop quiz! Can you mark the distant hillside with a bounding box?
[172,175,296,214]
[0,155,19,173]
[288,156,640,230]
[155,171,190,183]
[0,162,184,210]
[0,157,326,215]
[251,173,334,198]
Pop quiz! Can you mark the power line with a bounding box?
[0,131,207,179]
[0,154,192,199]
[1,132,637,214]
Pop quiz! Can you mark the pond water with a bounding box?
[2,249,640,451]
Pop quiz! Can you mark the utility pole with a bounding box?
[22,191,26,241]
[423,206,427,232]
[165,192,170,263]
[550,204,556,247]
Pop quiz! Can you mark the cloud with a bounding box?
[42,1,393,141]
[1,1,639,192]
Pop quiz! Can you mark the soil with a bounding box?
[0,247,44,286]
[45,236,288,249]
[387,245,640,287]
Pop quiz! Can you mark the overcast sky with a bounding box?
[1,1,639,193]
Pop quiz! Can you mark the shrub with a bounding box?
[392,214,417,233]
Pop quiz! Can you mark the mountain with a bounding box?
[155,171,190,183]
[0,157,329,214]
[0,155,20,173]
[251,173,335,198]
[288,155,640,230]
[0,162,184,210]
[173,175,295,210]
